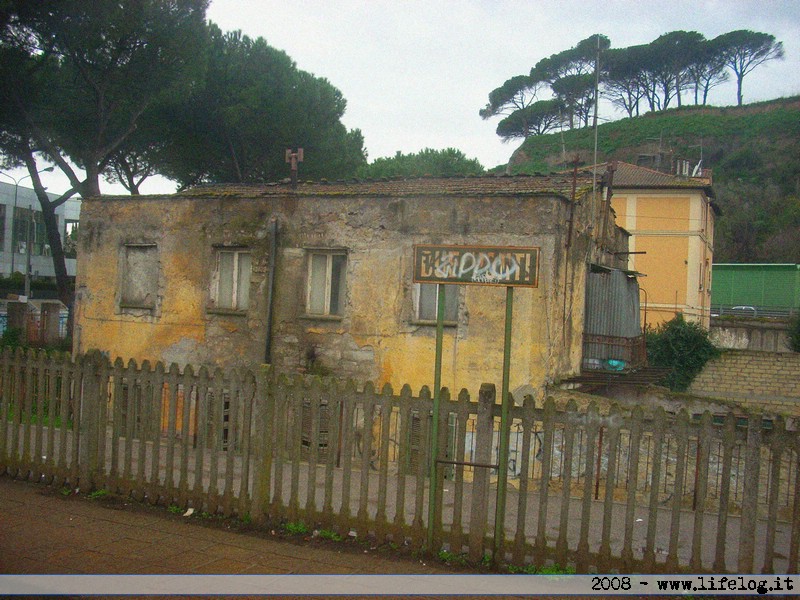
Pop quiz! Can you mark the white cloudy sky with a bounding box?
[18,0,800,195]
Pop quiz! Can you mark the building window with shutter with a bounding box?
[210,248,252,313]
[306,251,347,317]
[415,283,458,324]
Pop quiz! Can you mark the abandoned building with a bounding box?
[73,173,641,395]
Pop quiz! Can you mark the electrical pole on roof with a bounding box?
[285,148,303,188]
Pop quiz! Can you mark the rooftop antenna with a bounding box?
[285,148,304,188]
[689,137,704,177]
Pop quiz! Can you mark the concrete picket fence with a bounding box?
[0,348,798,574]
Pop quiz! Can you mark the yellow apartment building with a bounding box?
[608,161,718,328]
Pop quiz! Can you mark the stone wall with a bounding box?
[689,349,800,416]
[709,317,791,353]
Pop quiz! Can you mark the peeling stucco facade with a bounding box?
[74,175,629,394]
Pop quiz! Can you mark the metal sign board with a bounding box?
[413,244,539,287]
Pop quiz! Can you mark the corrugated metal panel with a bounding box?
[583,267,643,367]
[585,268,641,338]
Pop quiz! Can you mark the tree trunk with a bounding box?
[38,198,73,310]
[736,75,744,106]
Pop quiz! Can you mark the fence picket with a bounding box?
[713,412,737,572]
[448,388,471,556]
[643,407,666,571]
[392,385,413,534]
[512,394,535,564]
[322,379,341,519]
[288,374,304,521]
[237,369,255,518]
[738,413,763,572]
[576,402,600,572]
[178,365,196,508]
[534,397,556,567]
[34,352,47,481]
[468,384,494,562]
[555,400,578,566]
[192,366,210,508]
[337,380,357,531]
[762,417,785,574]
[222,370,240,515]
[305,377,322,518]
[0,350,10,472]
[691,411,713,571]
[666,410,690,571]
[411,387,431,544]
[375,384,394,539]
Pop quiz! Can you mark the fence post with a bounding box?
[251,366,274,524]
[78,352,102,491]
[468,383,495,563]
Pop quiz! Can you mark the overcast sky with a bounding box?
[15,0,800,195]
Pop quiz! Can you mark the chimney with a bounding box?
[285,148,304,188]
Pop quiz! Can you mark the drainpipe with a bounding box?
[264,218,278,364]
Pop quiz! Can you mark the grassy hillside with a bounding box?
[504,97,800,262]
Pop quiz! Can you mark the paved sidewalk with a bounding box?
[0,475,480,598]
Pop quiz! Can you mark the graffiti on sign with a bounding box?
[414,245,539,287]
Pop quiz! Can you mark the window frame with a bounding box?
[209,246,252,314]
[413,282,459,326]
[304,249,347,319]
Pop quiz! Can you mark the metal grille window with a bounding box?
[212,248,251,311]
[306,251,346,316]
[416,283,458,322]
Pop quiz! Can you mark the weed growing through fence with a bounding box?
[505,563,575,575]
[283,521,309,535]
[506,563,538,574]
[167,505,182,515]
[239,513,252,525]
[87,489,109,500]
[437,549,468,567]
[317,529,342,542]
[59,487,71,496]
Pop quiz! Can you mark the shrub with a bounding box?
[646,314,720,391]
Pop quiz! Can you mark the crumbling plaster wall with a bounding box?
[76,189,614,394]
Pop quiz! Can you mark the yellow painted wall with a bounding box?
[611,189,713,328]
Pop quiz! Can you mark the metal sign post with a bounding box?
[494,285,514,557]
[413,245,539,557]
[427,283,446,551]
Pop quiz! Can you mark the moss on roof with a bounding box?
[93,174,599,202]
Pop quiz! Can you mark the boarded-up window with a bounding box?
[120,244,158,309]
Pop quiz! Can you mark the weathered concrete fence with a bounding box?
[1,349,798,574]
